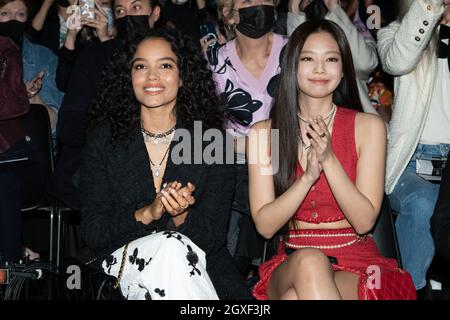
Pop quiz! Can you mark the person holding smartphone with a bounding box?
[248,20,415,300]
[0,0,64,132]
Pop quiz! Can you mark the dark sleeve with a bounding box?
[176,162,235,256]
[79,127,159,255]
[0,40,29,120]
[56,46,79,92]
[431,154,450,263]
[25,24,41,45]
[56,44,100,148]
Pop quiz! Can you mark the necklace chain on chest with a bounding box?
[141,122,174,177]
[141,122,175,145]
[298,105,337,151]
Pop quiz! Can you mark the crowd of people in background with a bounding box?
[1,0,449,300]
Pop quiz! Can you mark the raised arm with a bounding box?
[288,1,378,79]
[325,5,378,79]
[31,0,55,32]
[286,0,307,36]
[377,0,444,76]
[247,121,320,239]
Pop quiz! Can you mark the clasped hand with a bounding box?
[150,181,196,220]
[302,117,334,183]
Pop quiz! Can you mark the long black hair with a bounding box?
[88,27,226,143]
[270,19,362,198]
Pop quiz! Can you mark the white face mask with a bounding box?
[102,6,114,30]
[174,0,189,5]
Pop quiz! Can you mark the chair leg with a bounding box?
[49,208,54,266]
[56,207,62,270]
[262,241,268,263]
[48,206,55,300]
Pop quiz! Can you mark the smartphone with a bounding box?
[199,22,218,47]
[80,0,95,19]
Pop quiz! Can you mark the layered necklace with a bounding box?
[141,121,176,145]
[297,104,337,151]
[141,122,175,178]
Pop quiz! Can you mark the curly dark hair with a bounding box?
[88,28,226,143]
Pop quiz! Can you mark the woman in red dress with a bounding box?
[247,19,416,300]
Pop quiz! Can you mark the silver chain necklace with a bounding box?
[141,122,176,145]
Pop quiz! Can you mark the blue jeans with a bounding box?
[389,143,450,289]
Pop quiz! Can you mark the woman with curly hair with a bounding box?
[80,28,252,300]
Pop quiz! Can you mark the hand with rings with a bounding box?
[305,117,334,164]
[160,181,196,217]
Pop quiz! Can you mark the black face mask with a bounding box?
[236,5,275,39]
[115,15,151,44]
[58,0,71,7]
[304,0,328,21]
[0,20,26,47]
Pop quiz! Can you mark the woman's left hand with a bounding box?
[160,182,196,217]
[306,117,333,164]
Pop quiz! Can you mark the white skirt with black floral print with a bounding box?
[102,231,219,300]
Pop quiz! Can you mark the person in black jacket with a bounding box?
[47,0,161,209]
[80,28,252,300]
[431,151,450,264]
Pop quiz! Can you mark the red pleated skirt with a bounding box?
[252,228,416,300]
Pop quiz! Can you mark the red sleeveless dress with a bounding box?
[252,107,416,300]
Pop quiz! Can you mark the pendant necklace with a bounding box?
[148,144,171,178]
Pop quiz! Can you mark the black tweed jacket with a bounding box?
[79,121,252,299]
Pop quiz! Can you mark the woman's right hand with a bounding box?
[303,147,322,185]
[136,181,179,224]
[25,71,44,99]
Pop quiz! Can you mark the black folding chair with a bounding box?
[371,194,403,268]
[19,104,59,266]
